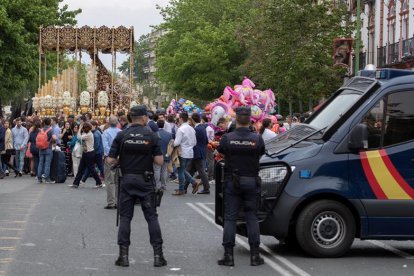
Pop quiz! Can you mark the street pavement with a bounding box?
[0,175,413,276]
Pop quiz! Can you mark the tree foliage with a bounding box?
[243,0,354,113]
[0,0,81,102]
[119,34,150,84]
[155,0,253,100]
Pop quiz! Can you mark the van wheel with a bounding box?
[295,200,355,258]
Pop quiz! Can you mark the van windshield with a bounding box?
[308,90,362,130]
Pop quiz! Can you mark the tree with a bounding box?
[243,0,353,115]
[0,0,81,104]
[119,34,150,84]
[155,0,254,100]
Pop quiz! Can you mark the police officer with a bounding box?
[107,105,167,268]
[217,106,265,267]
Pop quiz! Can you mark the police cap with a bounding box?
[235,106,251,116]
[129,105,148,117]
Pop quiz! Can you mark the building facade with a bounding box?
[360,0,414,69]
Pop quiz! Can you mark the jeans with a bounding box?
[178,157,195,192]
[37,149,53,180]
[0,156,3,174]
[16,149,26,172]
[223,177,260,248]
[73,151,102,186]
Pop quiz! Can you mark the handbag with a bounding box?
[26,143,33,158]
[73,142,83,158]
[6,149,16,155]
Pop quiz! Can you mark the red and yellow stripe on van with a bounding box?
[360,149,414,200]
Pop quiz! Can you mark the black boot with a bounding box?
[115,245,129,267]
[153,246,167,267]
[250,247,264,266]
[218,247,234,266]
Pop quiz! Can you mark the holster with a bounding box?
[144,171,163,208]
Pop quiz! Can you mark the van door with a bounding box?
[215,161,291,231]
[350,90,414,237]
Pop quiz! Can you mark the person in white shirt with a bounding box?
[172,112,199,196]
[203,114,215,181]
[260,118,277,142]
[158,113,172,133]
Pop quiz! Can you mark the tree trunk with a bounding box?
[299,100,303,114]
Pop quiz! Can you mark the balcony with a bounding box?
[387,42,399,64]
[377,38,414,68]
[401,38,414,59]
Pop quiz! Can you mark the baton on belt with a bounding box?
[114,165,121,227]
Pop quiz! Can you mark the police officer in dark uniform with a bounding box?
[107,105,167,268]
[217,106,265,267]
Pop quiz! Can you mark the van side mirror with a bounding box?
[348,123,368,151]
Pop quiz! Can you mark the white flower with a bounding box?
[80,91,90,106]
[43,95,53,108]
[97,91,109,107]
[62,91,72,106]
[130,101,138,108]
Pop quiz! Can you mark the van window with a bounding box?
[309,90,361,130]
[361,99,384,149]
[360,90,414,149]
[384,91,414,146]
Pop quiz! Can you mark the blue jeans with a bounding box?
[38,149,52,180]
[178,157,195,191]
[16,149,26,172]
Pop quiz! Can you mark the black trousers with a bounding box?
[1,153,18,173]
[73,151,101,186]
[118,174,163,248]
[186,158,210,191]
[223,177,260,248]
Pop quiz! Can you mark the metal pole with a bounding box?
[354,0,361,75]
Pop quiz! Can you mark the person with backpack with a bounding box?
[36,117,56,184]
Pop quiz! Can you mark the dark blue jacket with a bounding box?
[0,125,5,152]
[29,129,39,155]
[193,124,208,160]
[158,129,172,162]
[93,129,104,155]
[148,120,159,133]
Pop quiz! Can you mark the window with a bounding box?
[361,91,414,149]
[362,100,385,149]
[384,91,414,146]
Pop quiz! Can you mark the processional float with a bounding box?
[33,26,138,118]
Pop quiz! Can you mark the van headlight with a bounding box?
[259,166,289,183]
[259,165,292,197]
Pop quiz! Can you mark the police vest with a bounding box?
[225,131,261,177]
[119,126,155,174]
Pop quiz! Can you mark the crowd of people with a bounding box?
[0,109,301,200]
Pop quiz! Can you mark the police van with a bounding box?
[215,68,414,257]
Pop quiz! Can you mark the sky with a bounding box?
[61,0,170,69]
